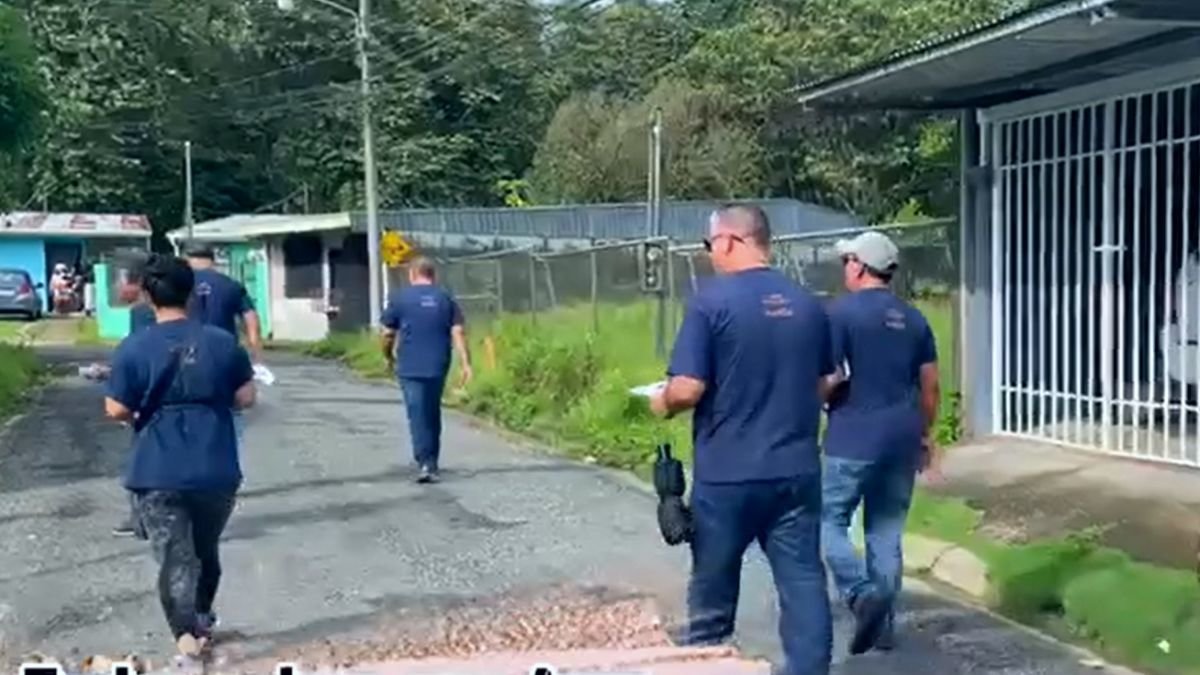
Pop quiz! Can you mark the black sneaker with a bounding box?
[416,466,434,484]
[849,590,889,656]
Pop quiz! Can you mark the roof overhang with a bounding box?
[0,229,151,239]
[167,212,352,243]
[793,0,1200,110]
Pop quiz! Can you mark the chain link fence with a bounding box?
[389,219,959,386]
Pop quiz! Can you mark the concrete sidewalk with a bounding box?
[934,438,1200,570]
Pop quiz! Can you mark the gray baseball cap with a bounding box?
[835,231,900,271]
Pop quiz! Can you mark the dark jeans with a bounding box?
[685,474,832,675]
[126,491,147,539]
[135,490,236,639]
[821,454,919,640]
[399,376,447,470]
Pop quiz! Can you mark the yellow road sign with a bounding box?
[381,231,413,267]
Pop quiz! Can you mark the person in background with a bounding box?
[112,252,158,538]
[183,242,263,448]
[649,204,834,675]
[820,230,942,655]
[380,256,473,484]
[104,254,256,659]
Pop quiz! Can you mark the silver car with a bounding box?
[0,268,44,320]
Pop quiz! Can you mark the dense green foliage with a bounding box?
[1,0,1018,236]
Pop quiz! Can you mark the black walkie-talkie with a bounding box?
[653,443,693,546]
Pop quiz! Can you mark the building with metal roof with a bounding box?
[794,0,1200,467]
[0,212,151,319]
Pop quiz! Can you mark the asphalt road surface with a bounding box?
[0,349,1126,674]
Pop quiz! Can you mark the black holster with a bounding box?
[653,444,693,546]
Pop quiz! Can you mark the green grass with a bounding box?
[0,319,27,339]
[905,495,1200,674]
[0,342,41,418]
[75,317,105,345]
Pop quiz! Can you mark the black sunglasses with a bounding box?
[702,233,746,252]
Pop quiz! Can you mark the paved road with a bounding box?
[0,349,1124,674]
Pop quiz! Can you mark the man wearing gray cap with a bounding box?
[820,230,941,655]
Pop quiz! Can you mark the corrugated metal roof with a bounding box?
[166,212,352,242]
[0,211,152,238]
[792,0,1200,109]
[175,200,863,245]
[353,199,864,243]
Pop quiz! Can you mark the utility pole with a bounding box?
[185,140,194,242]
[359,0,382,328]
[276,0,381,326]
[650,107,665,358]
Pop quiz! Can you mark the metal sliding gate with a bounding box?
[991,76,1200,467]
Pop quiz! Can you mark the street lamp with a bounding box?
[275,0,383,328]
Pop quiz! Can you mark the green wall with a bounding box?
[94,263,131,340]
[227,242,271,338]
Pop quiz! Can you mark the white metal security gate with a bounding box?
[990,75,1200,467]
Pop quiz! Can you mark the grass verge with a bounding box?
[75,317,109,346]
[0,342,42,419]
[0,318,31,342]
[302,299,1198,674]
[908,493,1199,674]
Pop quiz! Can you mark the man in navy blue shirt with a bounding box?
[105,254,257,659]
[183,243,263,363]
[184,242,263,448]
[381,257,473,484]
[821,231,941,655]
[111,251,157,538]
[650,205,834,675]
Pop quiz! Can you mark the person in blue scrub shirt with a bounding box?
[380,257,473,484]
[183,243,263,446]
[820,231,942,655]
[112,252,157,538]
[104,254,257,659]
[649,205,836,675]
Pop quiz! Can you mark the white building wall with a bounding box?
[266,237,330,342]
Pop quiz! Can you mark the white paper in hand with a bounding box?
[252,364,276,386]
[629,380,666,398]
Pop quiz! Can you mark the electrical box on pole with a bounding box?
[639,241,666,293]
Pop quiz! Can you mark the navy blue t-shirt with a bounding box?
[824,288,937,462]
[667,268,834,484]
[106,318,254,491]
[381,284,463,379]
[129,303,156,334]
[188,268,254,337]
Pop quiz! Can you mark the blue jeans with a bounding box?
[233,409,245,448]
[821,454,918,637]
[399,376,446,470]
[686,474,832,675]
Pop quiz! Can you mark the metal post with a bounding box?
[1099,101,1117,450]
[528,252,537,325]
[359,0,382,328]
[184,140,194,241]
[651,108,666,358]
[590,244,598,334]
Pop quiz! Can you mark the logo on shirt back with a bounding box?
[761,293,794,318]
[884,308,907,330]
[419,295,437,309]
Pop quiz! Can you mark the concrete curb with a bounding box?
[900,533,990,599]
